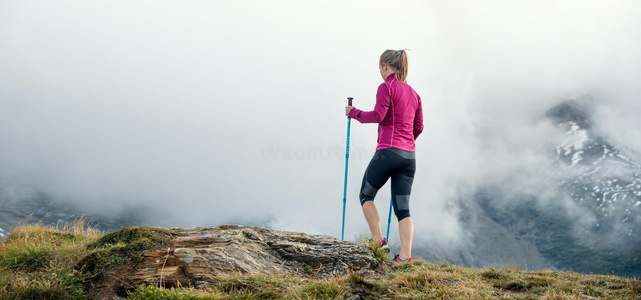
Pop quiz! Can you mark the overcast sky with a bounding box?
[1,1,640,245]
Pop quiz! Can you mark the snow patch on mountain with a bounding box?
[557,121,589,167]
[553,115,641,219]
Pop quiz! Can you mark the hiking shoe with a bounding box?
[393,254,413,264]
[369,237,389,252]
[378,238,389,252]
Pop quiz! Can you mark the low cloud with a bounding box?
[0,1,639,252]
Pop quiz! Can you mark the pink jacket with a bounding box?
[348,73,423,152]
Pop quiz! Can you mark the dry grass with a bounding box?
[2,222,640,300]
[0,218,101,299]
[125,258,641,299]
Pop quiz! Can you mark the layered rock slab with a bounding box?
[97,224,384,294]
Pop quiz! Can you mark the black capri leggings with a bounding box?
[359,147,416,221]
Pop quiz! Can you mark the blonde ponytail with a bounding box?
[379,49,409,83]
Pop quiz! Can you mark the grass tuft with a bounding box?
[0,218,101,300]
[128,285,213,300]
[364,237,392,264]
[481,267,512,280]
[299,280,348,299]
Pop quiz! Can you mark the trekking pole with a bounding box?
[386,197,393,243]
[341,97,353,241]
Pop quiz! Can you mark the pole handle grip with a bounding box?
[347,97,353,106]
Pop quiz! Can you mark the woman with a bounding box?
[345,49,423,263]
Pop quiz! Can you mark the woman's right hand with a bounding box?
[345,106,354,116]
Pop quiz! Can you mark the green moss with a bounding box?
[87,226,178,250]
[76,244,145,279]
[76,226,180,279]
[76,249,110,279]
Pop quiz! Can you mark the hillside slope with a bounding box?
[1,222,639,299]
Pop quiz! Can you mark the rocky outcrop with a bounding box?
[86,225,386,298]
